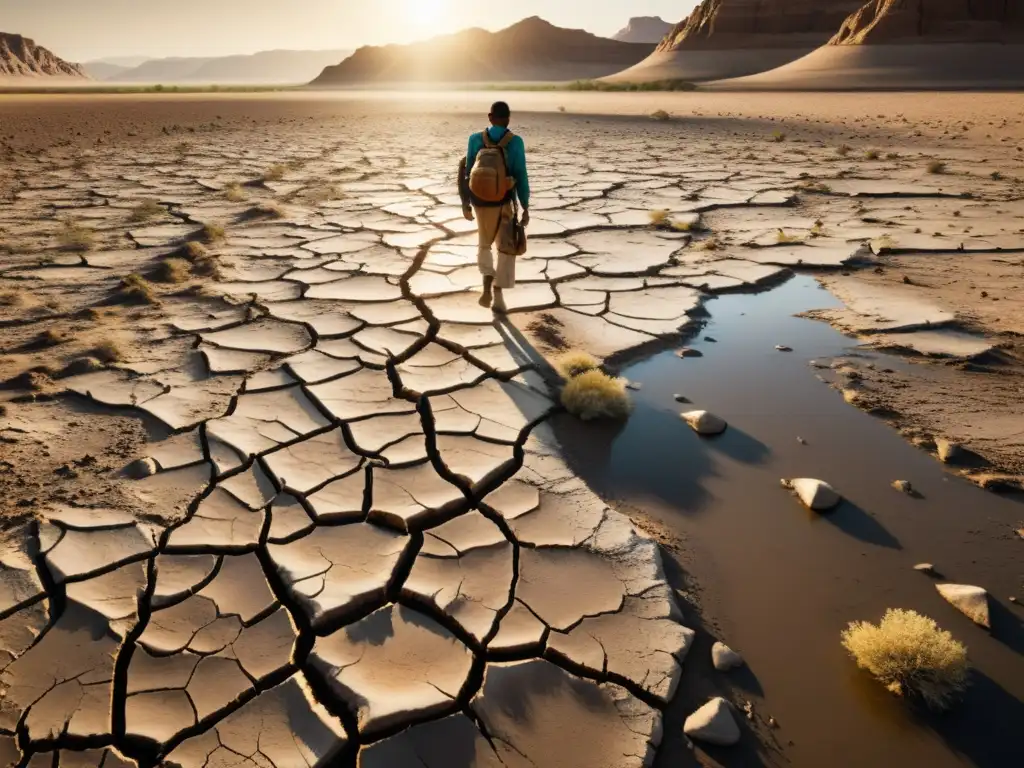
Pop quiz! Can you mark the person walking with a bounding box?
[459,101,530,314]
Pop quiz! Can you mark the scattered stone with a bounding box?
[936,439,965,464]
[683,698,740,747]
[741,700,754,720]
[704,336,718,343]
[892,480,915,495]
[936,583,991,628]
[768,716,778,728]
[680,410,728,436]
[1008,596,1017,603]
[673,394,690,403]
[124,457,158,479]
[677,347,703,358]
[914,563,936,574]
[775,344,793,352]
[782,478,842,511]
[797,436,807,445]
[625,381,642,391]
[711,641,744,672]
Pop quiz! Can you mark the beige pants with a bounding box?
[474,203,516,290]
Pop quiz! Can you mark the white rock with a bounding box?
[914,563,936,574]
[892,480,914,495]
[683,697,740,746]
[786,478,842,511]
[775,345,793,352]
[680,411,727,436]
[711,642,743,672]
[936,583,990,628]
[936,439,964,464]
[124,457,158,479]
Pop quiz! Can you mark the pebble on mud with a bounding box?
[935,438,965,464]
[677,347,703,358]
[936,583,991,628]
[782,478,842,511]
[914,563,936,574]
[673,394,690,403]
[712,641,744,672]
[892,480,915,495]
[681,410,728,436]
[684,698,741,747]
[775,344,793,352]
[123,457,158,479]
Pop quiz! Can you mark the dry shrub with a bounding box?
[0,289,25,307]
[90,340,123,364]
[836,144,852,157]
[116,273,158,305]
[776,229,801,244]
[224,184,248,202]
[297,183,342,204]
[650,109,671,122]
[555,350,599,380]
[262,164,287,182]
[648,209,670,227]
[247,202,285,220]
[198,222,226,244]
[179,241,208,260]
[842,608,968,710]
[927,160,947,175]
[150,257,191,284]
[59,219,94,252]
[130,199,163,222]
[772,130,787,143]
[561,370,631,421]
[864,149,880,160]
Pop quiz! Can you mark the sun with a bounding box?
[408,0,449,27]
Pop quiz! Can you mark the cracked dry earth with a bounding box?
[1,109,1023,768]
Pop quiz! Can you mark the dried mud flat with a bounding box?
[1,92,1023,767]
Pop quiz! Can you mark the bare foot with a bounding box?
[478,291,493,308]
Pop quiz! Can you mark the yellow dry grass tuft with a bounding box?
[650,109,671,122]
[648,209,670,227]
[58,219,95,252]
[561,370,632,422]
[224,183,248,203]
[150,257,191,284]
[554,350,599,380]
[262,164,287,182]
[199,223,226,244]
[129,199,163,222]
[842,608,968,710]
[927,160,947,175]
[116,273,158,305]
[90,340,123,364]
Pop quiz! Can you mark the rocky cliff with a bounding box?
[612,17,675,44]
[0,33,84,78]
[831,0,1024,44]
[658,0,866,50]
[312,17,653,84]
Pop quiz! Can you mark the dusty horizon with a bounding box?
[1,0,693,62]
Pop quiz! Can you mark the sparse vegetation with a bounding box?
[886,152,900,160]
[648,209,670,227]
[224,183,248,203]
[772,130,787,143]
[776,229,801,244]
[836,144,853,157]
[150,257,191,284]
[650,110,671,122]
[864,149,880,160]
[990,171,1004,181]
[90,341,123,364]
[58,219,95,252]
[129,199,163,223]
[246,202,286,220]
[696,237,721,251]
[262,164,287,183]
[296,183,343,205]
[198,223,226,244]
[561,370,632,422]
[927,160,947,175]
[558,105,566,113]
[842,609,968,711]
[554,351,599,380]
[0,289,24,307]
[116,273,158,305]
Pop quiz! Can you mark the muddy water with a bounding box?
[554,276,1024,768]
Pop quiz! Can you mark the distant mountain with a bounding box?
[104,49,353,84]
[92,55,151,68]
[82,61,131,80]
[831,0,1024,44]
[607,0,863,83]
[312,17,654,85]
[613,16,675,44]
[0,33,85,78]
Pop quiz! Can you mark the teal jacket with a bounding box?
[466,126,530,209]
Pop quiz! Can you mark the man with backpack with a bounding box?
[459,101,530,314]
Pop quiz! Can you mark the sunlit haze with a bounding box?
[1,0,696,62]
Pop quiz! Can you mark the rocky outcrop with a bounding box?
[831,0,1024,45]
[312,17,653,84]
[612,17,675,44]
[658,0,866,51]
[0,33,84,78]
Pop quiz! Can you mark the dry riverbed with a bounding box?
[0,91,1022,768]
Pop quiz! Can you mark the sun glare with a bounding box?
[408,0,449,28]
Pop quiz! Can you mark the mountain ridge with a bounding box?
[0,33,85,78]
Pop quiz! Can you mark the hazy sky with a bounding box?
[2,0,698,62]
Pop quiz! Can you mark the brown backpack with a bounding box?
[469,130,515,205]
